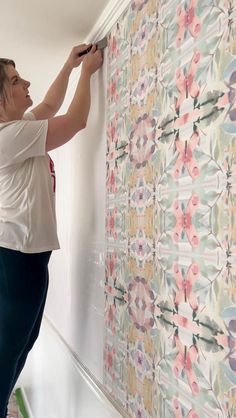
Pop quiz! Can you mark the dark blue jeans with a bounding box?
[0,247,51,418]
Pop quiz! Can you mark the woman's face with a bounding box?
[3,65,32,118]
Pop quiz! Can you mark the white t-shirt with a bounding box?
[0,112,60,253]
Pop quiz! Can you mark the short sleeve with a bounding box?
[23,112,36,121]
[0,118,48,168]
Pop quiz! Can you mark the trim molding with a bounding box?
[85,0,131,42]
[44,316,130,418]
[69,0,131,101]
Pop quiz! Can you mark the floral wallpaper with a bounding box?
[105,0,236,417]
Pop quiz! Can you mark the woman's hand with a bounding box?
[82,45,103,76]
[65,44,93,71]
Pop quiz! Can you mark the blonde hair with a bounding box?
[0,58,15,106]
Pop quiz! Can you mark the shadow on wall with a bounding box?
[68,63,107,375]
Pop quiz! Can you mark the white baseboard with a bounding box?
[44,316,129,418]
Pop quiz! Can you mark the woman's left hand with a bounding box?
[66,44,93,71]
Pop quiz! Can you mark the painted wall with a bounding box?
[104,0,236,417]
[45,60,108,381]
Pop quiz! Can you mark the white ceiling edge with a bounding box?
[17,0,131,109]
[68,0,131,85]
[86,0,131,43]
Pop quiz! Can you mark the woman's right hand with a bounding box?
[82,45,103,75]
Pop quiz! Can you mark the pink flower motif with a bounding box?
[173,398,183,418]
[107,112,119,145]
[106,208,118,240]
[108,34,120,66]
[104,343,116,372]
[106,166,118,194]
[105,284,116,298]
[105,252,118,280]
[176,0,201,48]
[173,194,200,248]
[108,69,120,104]
[108,304,116,322]
[173,399,199,418]
[175,50,201,112]
[104,281,126,304]
[105,300,117,335]
[173,334,200,395]
[174,263,199,311]
[110,35,118,55]
[174,132,200,180]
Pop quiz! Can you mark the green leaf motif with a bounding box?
[221,306,236,319]
[220,123,236,134]
[221,363,236,385]
[204,237,219,250]
[206,164,220,176]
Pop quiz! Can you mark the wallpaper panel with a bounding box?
[105,0,236,417]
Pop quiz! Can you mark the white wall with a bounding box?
[45,54,107,381]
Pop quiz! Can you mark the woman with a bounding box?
[0,43,103,418]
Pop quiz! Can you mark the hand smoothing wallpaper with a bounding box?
[105,0,236,416]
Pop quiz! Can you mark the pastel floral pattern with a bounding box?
[132,14,157,54]
[173,399,199,418]
[174,132,200,180]
[173,334,199,395]
[173,263,199,311]
[176,0,201,48]
[128,277,155,332]
[172,195,200,247]
[131,67,156,108]
[130,114,157,168]
[105,0,236,417]
[131,0,149,12]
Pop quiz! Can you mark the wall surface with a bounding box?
[45,59,108,382]
[105,0,236,417]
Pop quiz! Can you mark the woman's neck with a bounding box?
[0,109,24,122]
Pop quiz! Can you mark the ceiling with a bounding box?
[1,0,110,47]
[0,0,110,103]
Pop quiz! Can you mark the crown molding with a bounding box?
[69,0,131,84]
[86,0,131,42]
